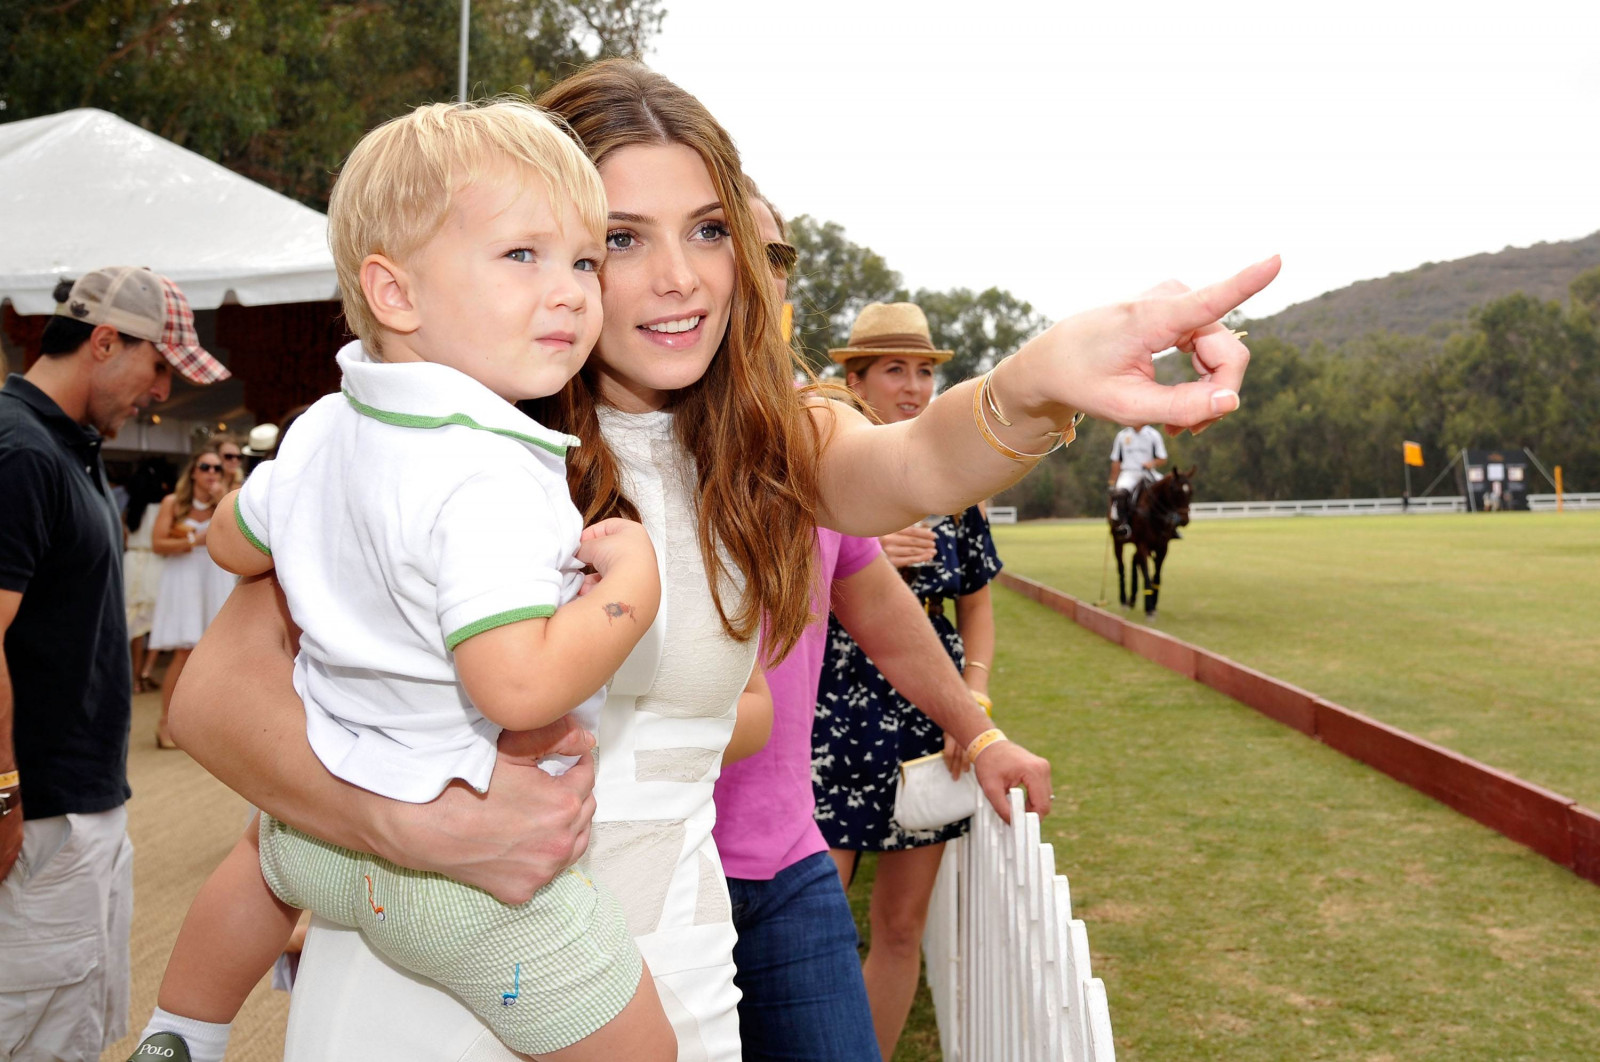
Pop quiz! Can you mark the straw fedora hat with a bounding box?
[829,302,953,365]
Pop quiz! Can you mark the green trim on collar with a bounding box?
[446,605,557,650]
[343,390,569,459]
[234,501,271,557]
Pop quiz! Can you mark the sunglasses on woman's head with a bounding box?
[196,462,224,473]
[765,241,798,274]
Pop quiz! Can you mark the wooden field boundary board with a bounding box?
[998,570,1600,886]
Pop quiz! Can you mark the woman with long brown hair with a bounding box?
[168,60,1275,1061]
[147,450,236,748]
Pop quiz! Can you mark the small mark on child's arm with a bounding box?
[602,601,637,624]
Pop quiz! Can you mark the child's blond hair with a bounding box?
[328,98,607,353]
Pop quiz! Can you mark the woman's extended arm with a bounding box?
[810,257,1279,534]
[169,575,598,905]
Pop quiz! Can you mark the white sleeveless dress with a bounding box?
[123,503,163,638]
[148,509,238,650]
[284,407,754,1062]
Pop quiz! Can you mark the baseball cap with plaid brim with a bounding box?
[52,267,231,385]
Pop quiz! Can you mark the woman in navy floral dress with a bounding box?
[812,506,1001,851]
[810,302,1002,1059]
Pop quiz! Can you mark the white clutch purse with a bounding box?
[892,751,980,832]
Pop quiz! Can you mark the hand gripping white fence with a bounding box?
[922,789,1116,1062]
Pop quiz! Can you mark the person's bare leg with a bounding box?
[862,843,946,1061]
[536,964,675,1062]
[828,847,859,891]
[141,638,159,688]
[157,647,189,747]
[156,816,302,1021]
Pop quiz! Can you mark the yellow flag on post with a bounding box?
[1403,441,1424,467]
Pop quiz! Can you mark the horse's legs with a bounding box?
[1134,545,1152,615]
[1149,541,1169,615]
[1114,539,1129,606]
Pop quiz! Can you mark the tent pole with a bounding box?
[1417,449,1460,499]
[1522,447,1559,491]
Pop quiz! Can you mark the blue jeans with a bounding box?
[728,851,879,1061]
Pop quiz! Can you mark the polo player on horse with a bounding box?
[1108,422,1169,539]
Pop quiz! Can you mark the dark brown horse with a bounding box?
[1111,468,1194,616]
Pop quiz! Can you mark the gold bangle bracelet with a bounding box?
[973,373,1071,462]
[964,660,990,672]
[966,727,1008,764]
[987,359,1087,435]
[970,690,994,716]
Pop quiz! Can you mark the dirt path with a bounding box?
[100,689,288,1061]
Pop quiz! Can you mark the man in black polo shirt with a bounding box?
[0,266,228,1061]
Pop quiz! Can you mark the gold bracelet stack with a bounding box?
[972,362,1085,463]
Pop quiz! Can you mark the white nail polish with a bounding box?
[1210,389,1239,414]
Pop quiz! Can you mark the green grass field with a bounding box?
[991,512,1600,809]
[855,581,1600,1061]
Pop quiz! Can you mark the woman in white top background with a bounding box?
[123,459,172,694]
[148,451,236,749]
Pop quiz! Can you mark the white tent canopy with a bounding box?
[0,108,337,314]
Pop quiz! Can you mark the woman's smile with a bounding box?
[637,311,709,348]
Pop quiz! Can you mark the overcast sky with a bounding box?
[647,0,1599,323]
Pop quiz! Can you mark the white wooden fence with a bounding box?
[922,789,1116,1061]
[1528,492,1600,512]
[1189,495,1466,518]
[1186,493,1600,518]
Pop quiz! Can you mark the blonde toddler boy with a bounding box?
[127,100,673,1062]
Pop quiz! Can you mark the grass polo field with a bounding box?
[855,512,1598,1061]
[114,513,1599,1060]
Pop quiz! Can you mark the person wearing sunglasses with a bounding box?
[206,432,246,489]
[147,451,238,749]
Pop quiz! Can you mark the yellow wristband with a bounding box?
[966,727,1008,764]
[0,770,18,789]
[970,690,993,716]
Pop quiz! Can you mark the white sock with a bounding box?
[138,1008,232,1062]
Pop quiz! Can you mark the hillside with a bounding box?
[1247,229,1600,350]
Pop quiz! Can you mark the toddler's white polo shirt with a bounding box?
[235,342,595,803]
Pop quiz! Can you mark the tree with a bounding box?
[786,216,1050,385]
[907,286,1049,385]
[0,0,665,210]
[787,215,903,371]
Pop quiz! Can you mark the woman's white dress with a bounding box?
[284,408,755,1061]
[148,509,238,650]
[123,503,162,639]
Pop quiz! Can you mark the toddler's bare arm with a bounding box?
[207,490,274,576]
[454,518,660,732]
